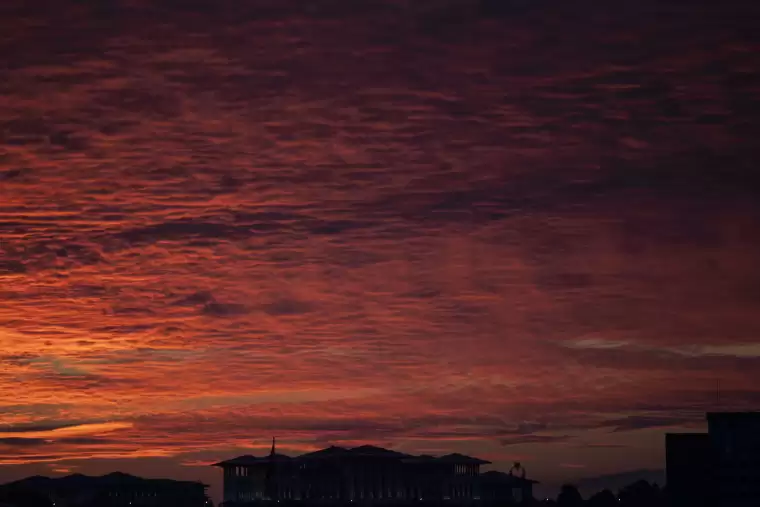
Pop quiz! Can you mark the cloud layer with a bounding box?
[1,0,759,500]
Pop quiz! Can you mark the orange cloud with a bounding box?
[0,422,133,440]
[0,0,758,503]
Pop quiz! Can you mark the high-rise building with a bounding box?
[707,412,760,507]
[667,412,760,507]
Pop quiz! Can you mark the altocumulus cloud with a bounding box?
[0,0,758,497]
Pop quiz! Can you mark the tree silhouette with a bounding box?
[587,489,617,507]
[556,484,583,507]
[618,480,663,507]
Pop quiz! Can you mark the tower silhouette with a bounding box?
[265,437,277,501]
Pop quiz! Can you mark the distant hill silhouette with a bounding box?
[2,473,209,507]
[575,469,665,496]
[8,472,203,489]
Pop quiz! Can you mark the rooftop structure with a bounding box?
[214,442,535,505]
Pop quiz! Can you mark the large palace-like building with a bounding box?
[214,440,536,506]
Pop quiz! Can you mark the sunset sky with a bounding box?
[1,0,759,501]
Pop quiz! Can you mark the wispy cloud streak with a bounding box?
[0,0,758,499]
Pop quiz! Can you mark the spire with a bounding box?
[265,437,278,501]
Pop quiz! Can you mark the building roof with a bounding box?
[213,454,261,466]
[480,470,539,485]
[707,411,760,421]
[299,446,350,459]
[438,453,491,465]
[214,445,490,467]
[348,445,411,458]
[213,453,292,467]
[665,433,710,441]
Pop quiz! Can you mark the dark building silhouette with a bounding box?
[264,437,278,501]
[667,411,760,507]
[666,433,713,507]
[479,467,536,505]
[0,473,211,507]
[215,443,536,506]
[708,412,760,507]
